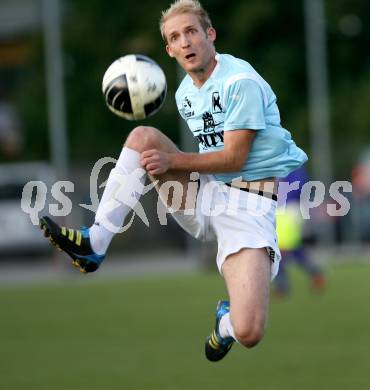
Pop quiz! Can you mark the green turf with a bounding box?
[1,263,370,390]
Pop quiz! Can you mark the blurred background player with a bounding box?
[274,166,326,297]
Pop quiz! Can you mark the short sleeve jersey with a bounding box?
[175,53,308,182]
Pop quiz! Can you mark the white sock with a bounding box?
[89,147,146,254]
[218,312,237,341]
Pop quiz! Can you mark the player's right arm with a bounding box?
[141,129,256,176]
[142,78,266,176]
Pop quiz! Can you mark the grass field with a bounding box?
[1,261,370,390]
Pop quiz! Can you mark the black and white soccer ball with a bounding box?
[102,54,167,120]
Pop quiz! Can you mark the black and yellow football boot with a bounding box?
[39,216,105,273]
[205,300,234,362]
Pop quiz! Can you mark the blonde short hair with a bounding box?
[160,0,213,42]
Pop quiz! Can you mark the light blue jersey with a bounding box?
[175,53,308,182]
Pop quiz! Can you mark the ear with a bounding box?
[166,44,175,58]
[206,27,216,43]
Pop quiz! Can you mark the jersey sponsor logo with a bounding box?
[198,111,224,148]
[182,96,194,118]
[185,96,192,108]
[212,91,222,113]
[196,131,224,148]
[202,111,223,133]
[192,110,224,149]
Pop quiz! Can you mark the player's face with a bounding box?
[164,12,216,78]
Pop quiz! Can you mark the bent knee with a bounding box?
[234,325,265,348]
[125,126,161,152]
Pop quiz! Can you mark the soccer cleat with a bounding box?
[205,300,234,362]
[39,216,105,273]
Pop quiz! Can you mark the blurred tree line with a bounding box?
[9,0,370,178]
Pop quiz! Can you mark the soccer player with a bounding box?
[274,167,326,297]
[39,0,308,362]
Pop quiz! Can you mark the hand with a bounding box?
[141,149,171,176]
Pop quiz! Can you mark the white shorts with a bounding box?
[171,174,281,280]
